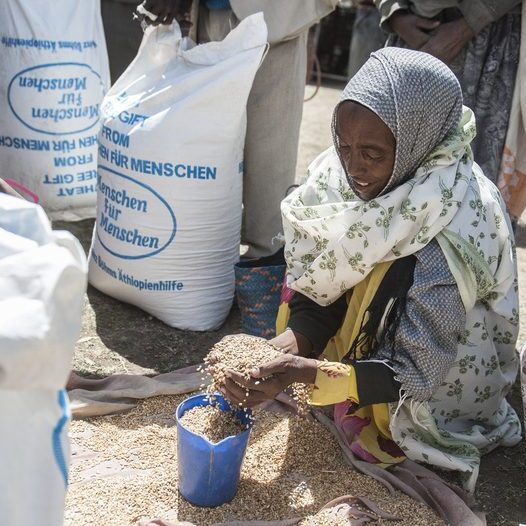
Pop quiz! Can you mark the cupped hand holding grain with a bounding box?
[222,354,319,408]
[205,334,313,412]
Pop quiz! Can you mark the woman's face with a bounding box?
[335,101,396,201]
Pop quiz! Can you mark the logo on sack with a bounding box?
[8,62,104,136]
[96,166,177,260]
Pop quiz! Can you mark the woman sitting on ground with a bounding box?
[221,48,522,491]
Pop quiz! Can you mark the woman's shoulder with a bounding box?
[414,239,458,287]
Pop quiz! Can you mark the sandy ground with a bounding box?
[58,84,525,526]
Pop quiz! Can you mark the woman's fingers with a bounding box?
[251,356,290,379]
[269,330,299,355]
[227,370,282,395]
[221,370,283,407]
[222,376,276,407]
[221,376,246,405]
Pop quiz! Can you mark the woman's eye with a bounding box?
[363,151,382,161]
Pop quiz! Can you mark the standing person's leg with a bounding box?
[451,13,521,184]
[101,0,144,84]
[242,34,307,259]
[389,12,520,185]
[348,6,386,79]
[198,9,308,259]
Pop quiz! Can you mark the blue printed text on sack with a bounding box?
[130,157,217,179]
[99,143,217,180]
[98,175,156,248]
[99,177,148,214]
[92,249,183,291]
[95,167,177,259]
[18,75,87,92]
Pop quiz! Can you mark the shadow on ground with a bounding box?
[54,218,241,377]
[86,285,241,374]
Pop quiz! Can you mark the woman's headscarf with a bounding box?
[333,47,463,194]
[281,46,509,313]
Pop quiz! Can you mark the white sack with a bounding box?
[0,194,87,524]
[0,0,110,221]
[88,14,267,331]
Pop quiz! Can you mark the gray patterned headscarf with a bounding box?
[333,47,463,195]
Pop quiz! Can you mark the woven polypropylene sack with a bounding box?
[234,250,286,339]
[0,0,109,220]
[0,194,87,524]
[88,15,267,330]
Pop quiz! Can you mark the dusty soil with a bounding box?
[57,84,525,526]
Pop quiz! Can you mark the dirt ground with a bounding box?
[57,84,525,526]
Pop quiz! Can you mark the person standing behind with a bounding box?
[101,0,145,83]
[348,1,386,78]
[137,0,339,259]
[374,0,522,187]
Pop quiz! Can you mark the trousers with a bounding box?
[198,8,307,258]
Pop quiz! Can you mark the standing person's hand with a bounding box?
[220,354,319,407]
[140,0,193,26]
[390,11,440,49]
[419,18,474,65]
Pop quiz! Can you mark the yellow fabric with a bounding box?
[323,261,393,363]
[310,362,359,406]
[276,261,403,466]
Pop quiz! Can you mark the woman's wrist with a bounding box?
[285,355,319,385]
[287,328,314,357]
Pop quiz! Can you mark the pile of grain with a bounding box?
[204,334,311,412]
[179,405,245,443]
[66,395,443,526]
[299,509,348,526]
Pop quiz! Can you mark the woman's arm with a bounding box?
[221,353,402,407]
[283,291,348,356]
[375,240,466,401]
[223,240,464,408]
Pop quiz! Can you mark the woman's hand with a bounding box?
[420,18,474,65]
[140,0,192,25]
[269,329,314,357]
[390,11,440,49]
[220,354,319,408]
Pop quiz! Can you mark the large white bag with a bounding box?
[0,194,87,524]
[0,0,109,221]
[88,15,267,331]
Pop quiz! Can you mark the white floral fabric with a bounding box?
[281,109,522,490]
[283,107,477,306]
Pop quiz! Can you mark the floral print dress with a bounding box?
[280,112,522,490]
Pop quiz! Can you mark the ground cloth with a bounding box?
[68,369,485,526]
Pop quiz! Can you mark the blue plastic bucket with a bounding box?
[176,394,253,507]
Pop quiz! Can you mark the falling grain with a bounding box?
[205,334,312,413]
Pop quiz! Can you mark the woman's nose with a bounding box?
[345,150,363,177]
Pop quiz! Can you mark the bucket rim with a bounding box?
[176,393,253,445]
